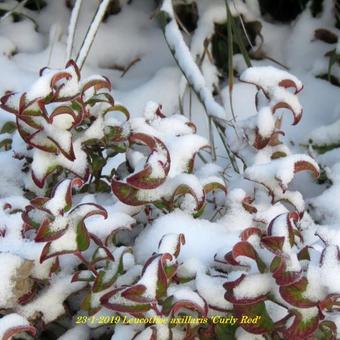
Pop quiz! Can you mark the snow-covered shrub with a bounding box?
[0,60,225,217]
[0,33,337,339]
[221,211,340,339]
[0,60,130,192]
[228,66,320,215]
[111,104,227,216]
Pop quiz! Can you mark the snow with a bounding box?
[161,0,226,119]
[0,151,24,197]
[245,154,319,191]
[76,0,111,68]
[134,210,239,266]
[240,66,303,92]
[86,207,134,243]
[257,106,275,138]
[0,313,32,339]
[233,273,273,299]
[18,274,86,323]
[66,0,83,61]
[196,271,232,310]
[0,253,26,308]
[167,285,206,310]
[111,325,140,340]
[235,327,265,340]
[309,119,340,146]
[58,325,90,340]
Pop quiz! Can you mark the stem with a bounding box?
[208,116,217,161]
[0,0,29,23]
[214,120,240,173]
[75,252,98,275]
[76,0,111,69]
[66,0,83,62]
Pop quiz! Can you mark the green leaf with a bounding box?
[76,222,90,251]
[0,121,16,134]
[215,322,238,339]
[235,301,274,334]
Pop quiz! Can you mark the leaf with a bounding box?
[158,233,185,258]
[0,121,16,134]
[76,220,90,251]
[271,101,302,126]
[297,246,311,261]
[294,160,320,178]
[279,277,318,307]
[240,227,262,241]
[3,325,36,340]
[111,179,147,206]
[242,196,258,213]
[71,270,95,283]
[314,29,338,44]
[215,322,238,340]
[203,181,227,195]
[121,284,149,303]
[100,287,152,316]
[32,163,60,189]
[319,293,340,311]
[232,241,267,273]
[224,274,270,305]
[169,299,208,318]
[314,320,337,340]
[169,183,205,212]
[126,133,170,190]
[270,256,302,286]
[284,309,320,340]
[81,76,112,94]
[35,217,68,242]
[261,236,285,255]
[103,104,130,121]
[234,301,275,334]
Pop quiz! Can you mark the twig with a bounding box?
[76,0,111,69]
[120,57,141,78]
[66,0,83,62]
[208,116,217,161]
[0,0,29,23]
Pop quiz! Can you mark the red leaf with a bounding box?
[279,277,318,307]
[66,59,81,80]
[224,274,269,305]
[100,287,153,316]
[270,256,302,286]
[240,227,262,241]
[284,309,320,340]
[169,299,208,317]
[203,181,227,195]
[111,179,148,206]
[126,133,170,190]
[294,160,320,178]
[121,284,150,303]
[3,325,36,340]
[278,79,302,93]
[232,242,267,273]
[261,236,285,255]
[234,301,275,334]
[35,217,68,242]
